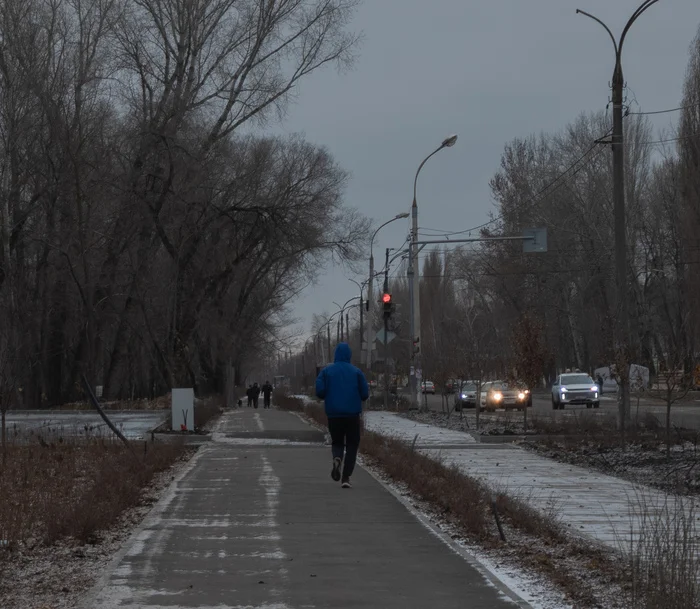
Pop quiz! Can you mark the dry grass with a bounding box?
[622,493,700,608]
[0,431,187,550]
[194,396,224,430]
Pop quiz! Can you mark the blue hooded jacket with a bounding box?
[315,343,369,418]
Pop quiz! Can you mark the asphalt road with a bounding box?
[415,390,700,430]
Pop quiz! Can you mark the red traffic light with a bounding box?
[382,293,392,304]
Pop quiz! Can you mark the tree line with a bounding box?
[0,0,366,410]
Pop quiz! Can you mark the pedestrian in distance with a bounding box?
[315,342,369,489]
[262,381,273,409]
[252,382,261,409]
[246,385,253,407]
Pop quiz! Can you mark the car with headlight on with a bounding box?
[454,381,478,411]
[551,373,600,410]
[478,381,531,412]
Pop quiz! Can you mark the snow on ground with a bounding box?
[289,394,315,405]
[366,411,698,553]
[363,411,477,446]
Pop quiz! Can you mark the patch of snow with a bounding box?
[364,411,477,445]
[289,394,315,404]
[388,411,700,553]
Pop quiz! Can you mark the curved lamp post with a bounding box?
[576,0,660,431]
[408,134,458,410]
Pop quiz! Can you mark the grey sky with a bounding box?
[278,0,699,344]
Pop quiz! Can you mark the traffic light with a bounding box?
[412,336,420,354]
[382,293,392,318]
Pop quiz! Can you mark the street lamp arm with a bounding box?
[341,295,360,310]
[413,146,443,204]
[575,9,619,56]
[620,0,660,53]
[370,213,410,251]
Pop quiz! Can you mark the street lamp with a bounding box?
[576,0,659,432]
[408,135,458,410]
[333,296,361,342]
[349,279,367,356]
[365,212,410,370]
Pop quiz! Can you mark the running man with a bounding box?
[315,342,369,488]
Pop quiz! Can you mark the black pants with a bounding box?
[253,396,259,408]
[264,395,271,408]
[328,416,361,479]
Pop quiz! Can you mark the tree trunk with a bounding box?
[666,397,672,460]
[1,406,6,465]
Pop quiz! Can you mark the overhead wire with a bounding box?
[627,102,700,116]
[423,126,614,240]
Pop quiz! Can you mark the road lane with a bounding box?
[408,390,700,430]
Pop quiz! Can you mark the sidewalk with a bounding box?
[81,409,526,609]
[365,412,693,551]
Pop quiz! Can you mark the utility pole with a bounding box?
[366,254,374,369]
[410,200,421,410]
[358,290,364,361]
[408,135,458,411]
[383,247,391,410]
[327,324,331,364]
[576,0,660,433]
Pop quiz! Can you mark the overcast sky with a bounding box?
[276,0,699,345]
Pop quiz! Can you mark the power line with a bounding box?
[642,132,700,146]
[627,103,700,116]
[430,127,613,238]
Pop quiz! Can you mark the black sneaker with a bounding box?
[341,478,352,489]
[331,457,342,482]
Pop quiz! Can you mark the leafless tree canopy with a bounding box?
[0,0,365,406]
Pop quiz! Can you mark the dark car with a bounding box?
[478,381,532,412]
[454,381,478,411]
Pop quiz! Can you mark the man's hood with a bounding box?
[334,342,352,363]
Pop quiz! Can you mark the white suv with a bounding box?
[551,374,599,410]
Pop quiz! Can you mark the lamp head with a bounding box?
[442,134,458,148]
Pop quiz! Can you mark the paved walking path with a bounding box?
[365,412,697,551]
[81,408,526,609]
